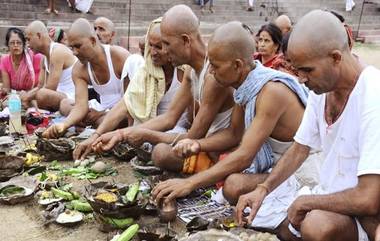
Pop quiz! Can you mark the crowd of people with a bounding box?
[45,0,94,15]
[0,4,380,241]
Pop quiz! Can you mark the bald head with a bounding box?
[288,10,349,59]
[209,21,255,63]
[26,21,48,35]
[274,15,292,34]
[69,18,96,39]
[94,17,115,44]
[95,17,114,32]
[162,4,199,35]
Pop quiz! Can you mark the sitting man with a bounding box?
[23,20,77,111]
[236,10,380,241]
[42,18,132,138]
[93,5,234,175]
[94,17,115,45]
[274,15,292,35]
[152,21,318,211]
[73,17,187,160]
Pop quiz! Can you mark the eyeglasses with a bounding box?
[9,41,23,46]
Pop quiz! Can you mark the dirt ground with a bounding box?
[0,43,379,241]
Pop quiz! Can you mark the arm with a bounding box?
[44,48,65,90]
[186,73,233,139]
[172,104,244,158]
[289,175,380,219]
[96,99,129,134]
[198,104,245,152]
[189,83,291,189]
[61,63,89,129]
[1,69,11,94]
[152,82,293,202]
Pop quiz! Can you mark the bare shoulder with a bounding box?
[260,81,296,103]
[110,45,130,62]
[110,45,130,74]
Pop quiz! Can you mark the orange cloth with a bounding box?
[182,152,214,174]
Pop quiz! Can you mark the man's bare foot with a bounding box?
[52,9,59,15]
[247,6,254,11]
[44,8,51,14]
[200,6,205,14]
[209,7,214,13]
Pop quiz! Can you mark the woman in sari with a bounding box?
[0,28,43,97]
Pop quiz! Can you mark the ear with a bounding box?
[234,59,244,70]
[181,34,191,47]
[36,32,41,39]
[90,36,97,46]
[330,50,342,64]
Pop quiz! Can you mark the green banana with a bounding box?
[125,182,139,203]
[51,188,74,201]
[116,224,139,241]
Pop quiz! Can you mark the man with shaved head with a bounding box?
[152,20,315,214]
[22,20,77,111]
[42,18,133,138]
[236,9,380,241]
[94,17,115,45]
[274,14,292,34]
[94,5,234,176]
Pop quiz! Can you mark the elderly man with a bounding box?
[152,21,317,210]
[42,18,132,138]
[274,15,292,35]
[93,5,234,175]
[94,17,115,45]
[236,10,380,241]
[23,21,76,111]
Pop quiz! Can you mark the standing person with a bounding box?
[247,0,255,11]
[0,28,42,95]
[346,0,356,11]
[45,0,58,15]
[199,0,214,13]
[236,10,380,241]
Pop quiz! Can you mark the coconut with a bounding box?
[90,161,107,173]
[0,155,24,182]
[73,160,81,167]
[56,210,83,226]
[158,198,177,223]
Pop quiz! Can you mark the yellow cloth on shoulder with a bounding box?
[124,17,166,123]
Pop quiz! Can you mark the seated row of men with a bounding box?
[27,5,380,241]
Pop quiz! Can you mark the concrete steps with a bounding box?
[0,0,378,51]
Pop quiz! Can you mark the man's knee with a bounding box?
[152,143,171,168]
[59,98,74,116]
[300,210,341,241]
[223,173,244,205]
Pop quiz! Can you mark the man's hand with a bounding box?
[172,139,201,158]
[235,186,267,226]
[84,109,105,125]
[42,123,67,139]
[287,195,311,230]
[73,134,97,160]
[92,130,123,152]
[375,224,380,241]
[152,178,195,204]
